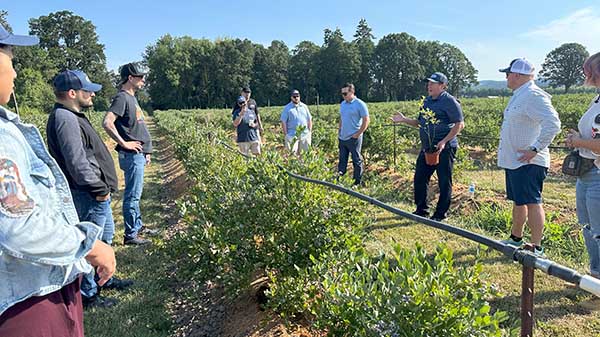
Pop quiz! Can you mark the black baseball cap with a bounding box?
[291,89,300,96]
[0,23,39,46]
[119,62,146,84]
[53,70,102,92]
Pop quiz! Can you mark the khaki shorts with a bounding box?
[284,133,311,154]
[238,140,261,156]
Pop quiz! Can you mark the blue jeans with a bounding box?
[71,189,115,299]
[119,151,146,240]
[577,167,600,277]
[338,136,363,184]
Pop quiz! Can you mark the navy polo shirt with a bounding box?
[418,91,463,149]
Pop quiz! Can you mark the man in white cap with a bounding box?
[497,58,561,256]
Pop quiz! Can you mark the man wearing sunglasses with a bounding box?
[103,62,154,245]
[281,89,312,154]
[497,58,561,256]
[233,95,261,155]
[46,70,133,309]
[232,86,263,135]
[338,83,370,185]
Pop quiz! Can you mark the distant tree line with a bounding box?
[1,10,591,112]
[143,18,479,109]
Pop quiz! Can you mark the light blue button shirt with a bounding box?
[0,106,101,315]
[339,97,369,141]
[280,102,312,137]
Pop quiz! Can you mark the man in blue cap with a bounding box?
[392,72,464,221]
[0,23,115,337]
[233,95,261,155]
[47,70,133,309]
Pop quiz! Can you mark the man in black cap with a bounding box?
[0,23,115,337]
[392,72,464,221]
[47,69,133,309]
[103,62,154,245]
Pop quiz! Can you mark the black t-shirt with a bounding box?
[109,90,153,153]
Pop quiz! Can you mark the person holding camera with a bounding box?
[565,52,600,278]
[233,96,261,156]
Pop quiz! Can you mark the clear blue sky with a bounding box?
[4,1,600,80]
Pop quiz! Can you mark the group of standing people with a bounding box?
[1,22,155,336]
[394,60,561,257]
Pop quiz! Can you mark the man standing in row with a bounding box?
[103,62,153,245]
[392,72,464,221]
[46,70,133,308]
[280,89,312,154]
[338,83,369,185]
[233,86,263,136]
[498,58,561,256]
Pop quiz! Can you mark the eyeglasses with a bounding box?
[341,92,349,96]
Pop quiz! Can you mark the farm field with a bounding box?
[16,93,600,336]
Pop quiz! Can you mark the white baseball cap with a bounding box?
[499,58,535,75]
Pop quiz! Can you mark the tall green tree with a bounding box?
[28,11,115,109]
[318,28,360,103]
[289,41,320,104]
[437,43,478,97]
[208,38,255,108]
[539,42,589,93]
[353,18,375,101]
[251,40,289,106]
[372,33,422,101]
[0,10,11,32]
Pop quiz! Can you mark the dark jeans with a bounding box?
[0,279,83,337]
[71,189,115,299]
[338,136,363,184]
[414,146,456,218]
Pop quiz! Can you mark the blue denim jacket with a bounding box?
[0,106,102,316]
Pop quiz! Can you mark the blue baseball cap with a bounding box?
[0,24,39,46]
[237,96,246,104]
[425,72,448,84]
[53,70,102,92]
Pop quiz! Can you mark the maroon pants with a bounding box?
[0,278,84,337]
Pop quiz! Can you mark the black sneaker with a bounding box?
[100,277,134,291]
[412,210,429,217]
[431,215,446,222]
[123,237,151,245]
[83,295,119,309]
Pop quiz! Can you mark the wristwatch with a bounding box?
[527,146,538,153]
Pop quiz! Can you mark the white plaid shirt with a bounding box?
[498,81,561,170]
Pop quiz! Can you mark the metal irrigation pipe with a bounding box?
[214,136,600,336]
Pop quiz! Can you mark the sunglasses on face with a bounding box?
[341,92,350,96]
[292,95,300,98]
[239,102,246,106]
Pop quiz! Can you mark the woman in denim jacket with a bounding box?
[0,24,116,337]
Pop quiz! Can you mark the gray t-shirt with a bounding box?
[109,91,153,153]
